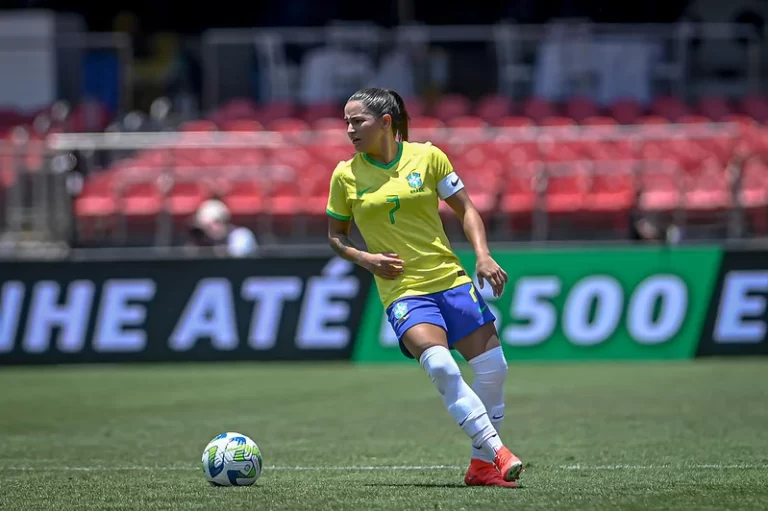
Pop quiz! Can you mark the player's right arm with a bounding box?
[326,168,404,280]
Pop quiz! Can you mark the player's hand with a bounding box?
[362,252,405,280]
[476,255,508,297]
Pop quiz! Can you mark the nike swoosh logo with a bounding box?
[450,177,459,186]
[357,187,372,198]
[491,414,504,420]
[478,305,488,314]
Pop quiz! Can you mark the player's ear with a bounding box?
[380,113,392,131]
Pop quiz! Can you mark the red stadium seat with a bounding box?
[495,116,534,128]
[522,97,557,123]
[271,146,312,170]
[739,95,768,123]
[178,120,218,132]
[270,178,306,215]
[120,180,164,218]
[433,94,472,122]
[609,98,643,124]
[116,177,165,241]
[311,143,355,167]
[410,116,444,142]
[635,115,670,126]
[75,171,118,216]
[439,160,502,234]
[68,100,112,132]
[312,117,346,131]
[499,162,543,232]
[445,116,487,129]
[538,116,577,128]
[739,157,768,233]
[302,103,341,124]
[304,166,333,221]
[73,171,120,242]
[475,94,513,124]
[214,98,260,121]
[494,138,539,166]
[696,96,732,121]
[256,101,296,125]
[678,115,711,125]
[268,118,310,133]
[167,180,212,220]
[583,166,636,231]
[722,114,757,128]
[564,97,599,123]
[542,162,589,215]
[682,161,732,225]
[219,119,264,132]
[650,96,689,122]
[403,97,425,118]
[581,116,618,127]
[636,159,683,213]
[269,175,310,235]
[221,178,268,219]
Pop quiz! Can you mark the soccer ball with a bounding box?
[201,432,263,486]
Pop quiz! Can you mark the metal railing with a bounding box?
[1,121,757,255]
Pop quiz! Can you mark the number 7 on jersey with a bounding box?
[386,195,400,224]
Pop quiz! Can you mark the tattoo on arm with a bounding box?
[329,233,366,264]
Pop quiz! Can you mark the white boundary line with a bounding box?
[559,464,768,470]
[1,464,767,472]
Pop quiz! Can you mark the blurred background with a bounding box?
[1,0,768,258]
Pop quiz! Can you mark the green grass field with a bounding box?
[1,359,767,510]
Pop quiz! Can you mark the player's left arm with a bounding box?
[431,144,508,297]
[444,190,508,297]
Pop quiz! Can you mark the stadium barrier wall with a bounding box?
[353,246,724,362]
[2,246,767,365]
[0,255,372,365]
[697,249,768,356]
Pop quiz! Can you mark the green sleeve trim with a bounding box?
[326,209,352,221]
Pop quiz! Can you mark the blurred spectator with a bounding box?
[187,199,259,258]
[113,10,183,111]
[629,213,683,245]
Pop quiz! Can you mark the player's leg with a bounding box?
[441,283,523,484]
[454,323,507,463]
[390,297,504,465]
[400,324,507,466]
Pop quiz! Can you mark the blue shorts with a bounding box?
[386,282,497,359]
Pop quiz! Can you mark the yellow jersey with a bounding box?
[326,141,472,308]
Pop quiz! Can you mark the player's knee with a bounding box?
[476,347,508,386]
[420,346,462,393]
[494,352,509,382]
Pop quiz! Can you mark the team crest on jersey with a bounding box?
[406,172,424,193]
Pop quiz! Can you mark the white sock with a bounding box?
[419,346,503,461]
[469,346,508,462]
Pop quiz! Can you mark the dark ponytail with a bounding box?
[386,89,409,142]
[348,87,410,142]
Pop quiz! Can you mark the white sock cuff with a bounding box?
[469,346,507,371]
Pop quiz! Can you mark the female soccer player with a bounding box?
[326,87,523,487]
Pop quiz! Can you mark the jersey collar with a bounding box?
[363,142,403,170]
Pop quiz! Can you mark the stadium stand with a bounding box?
[1,92,767,247]
[2,92,759,247]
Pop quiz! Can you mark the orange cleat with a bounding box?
[464,459,519,488]
[493,446,524,482]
